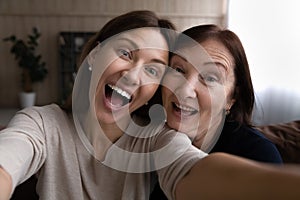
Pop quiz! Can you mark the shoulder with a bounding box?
[8,104,72,136]
[20,103,65,116]
[156,125,207,200]
[223,121,270,141]
[15,104,68,124]
[222,121,278,148]
[217,121,283,163]
[154,125,189,145]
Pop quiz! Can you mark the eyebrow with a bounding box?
[204,61,228,72]
[116,38,139,50]
[174,53,228,73]
[151,58,167,66]
[173,54,188,62]
[117,37,167,66]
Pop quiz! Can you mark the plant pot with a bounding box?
[19,92,36,108]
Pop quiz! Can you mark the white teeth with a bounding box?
[175,103,196,112]
[108,84,131,100]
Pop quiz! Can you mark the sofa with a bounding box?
[1,120,300,199]
[257,120,300,163]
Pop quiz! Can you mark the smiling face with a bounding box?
[89,28,169,127]
[162,39,236,148]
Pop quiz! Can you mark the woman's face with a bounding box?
[90,28,169,125]
[162,39,236,146]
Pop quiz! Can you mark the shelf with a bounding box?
[58,31,96,104]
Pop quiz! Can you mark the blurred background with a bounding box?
[228,0,300,125]
[0,0,299,125]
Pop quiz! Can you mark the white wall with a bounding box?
[228,0,300,125]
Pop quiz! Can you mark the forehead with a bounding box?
[200,39,234,70]
[173,42,213,70]
[114,28,169,51]
[174,39,234,72]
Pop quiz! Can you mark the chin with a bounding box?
[167,120,180,131]
[97,113,122,125]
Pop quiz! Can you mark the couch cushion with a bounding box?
[257,120,300,163]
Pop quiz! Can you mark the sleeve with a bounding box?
[154,127,207,200]
[0,107,47,193]
[242,128,283,164]
[243,136,283,163]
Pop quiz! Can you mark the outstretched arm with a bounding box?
[176,152,300,200]
[0,167,12,200]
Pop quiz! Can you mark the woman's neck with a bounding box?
[193,115,225,152]
[83,112,131,160]
[99,121,126,143]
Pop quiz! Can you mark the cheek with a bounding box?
[225,73,236,101]
[196,87,213,111]
[209,87,228,113]
[161,87,171,106]
[225,83,236,103]
[93,55,116,81]
[162,74,181,93]
[140,84,159,101]
[198,86,227,113]
[93,80,104,110]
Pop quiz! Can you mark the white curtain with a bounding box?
[228,0,300,125]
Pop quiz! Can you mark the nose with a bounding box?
[121,67,141,86]
[174,78,197,100]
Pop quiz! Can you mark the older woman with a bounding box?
[162,24,282,161]
[151,24,285,199]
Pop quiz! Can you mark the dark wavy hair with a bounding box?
[175,24,254,126]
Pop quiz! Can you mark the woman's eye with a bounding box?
[168,65,185,74]
[145,66,158,77]
[174,67,184,73]
[200,74,219,85]
[118,49,132,60]
[205,76,217,82]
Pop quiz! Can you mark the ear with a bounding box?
[226,98,236,110]
[87,43,101,66]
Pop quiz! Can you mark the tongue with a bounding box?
[110,93,124,107]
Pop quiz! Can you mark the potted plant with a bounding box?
[3,27,48,108]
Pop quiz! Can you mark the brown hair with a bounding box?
[175,24,254,126]
[79,10,176,64]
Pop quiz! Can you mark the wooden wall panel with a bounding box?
[0,0,228,108]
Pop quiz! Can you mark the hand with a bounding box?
[0,167,12,200]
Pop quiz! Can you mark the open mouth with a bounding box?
[105,84,132,107]
[172,102,198,116]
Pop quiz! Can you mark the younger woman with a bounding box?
[0,10,193,200]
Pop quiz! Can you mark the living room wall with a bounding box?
[0,0,228,108]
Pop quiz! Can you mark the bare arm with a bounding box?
[176,152,300,200]
[0,167,12,200]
